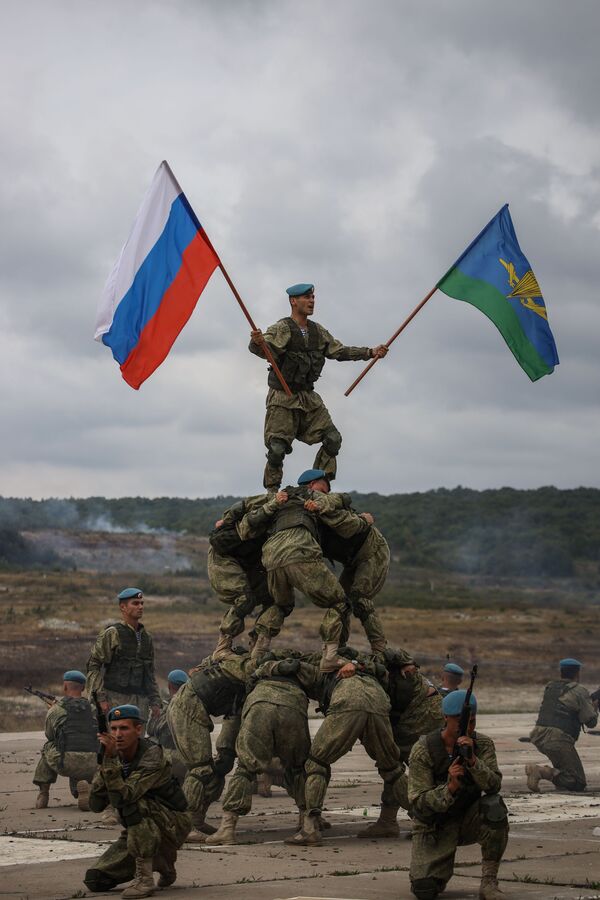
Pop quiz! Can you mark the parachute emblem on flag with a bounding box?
[499,258,547,320]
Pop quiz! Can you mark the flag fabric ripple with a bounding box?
[95,161,220,389]
[437,204,559,381]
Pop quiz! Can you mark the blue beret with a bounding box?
[63,670,86,685]
[108,704,145,723]
[442,689,477,716]
[444,663,464,676]
[286,283,314,297]
[559,658,582,668]
[167,669,189,686]
[118,587,143,602]
[298,468,329,485]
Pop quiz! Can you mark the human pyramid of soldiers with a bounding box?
[31,284,599,899]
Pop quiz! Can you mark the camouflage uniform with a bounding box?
[86,622,161,722]
[320,505,389,652]
[220,659,312,818]
[529,679,598,791]
[303,660,408,816]
[387,649,444,763]
[33,697,97,787]
[408,731,508,898]
[208,495,273,639]
[245,490,370,651]
[84,739,191,892]
[146,700,187,785]
[250,317,372,489]
[166,653,254,818]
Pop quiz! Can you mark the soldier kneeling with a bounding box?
[408,690,509,900]
[33,670,97,811]
[84,705,191,899]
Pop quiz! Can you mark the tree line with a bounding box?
[1,487,599,578]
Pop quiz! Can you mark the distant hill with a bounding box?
[1,487,599,578]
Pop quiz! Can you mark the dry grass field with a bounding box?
[1,529,598,730]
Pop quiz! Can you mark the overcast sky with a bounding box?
[1,0,599,499]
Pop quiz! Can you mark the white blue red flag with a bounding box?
[95,161,220,389]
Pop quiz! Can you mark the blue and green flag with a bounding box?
[437,205,559,381]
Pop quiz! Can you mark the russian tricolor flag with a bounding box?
[95,161,220,389]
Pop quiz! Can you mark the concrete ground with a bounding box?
[1,713,599,900]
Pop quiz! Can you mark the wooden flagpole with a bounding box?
[344,285,439,397]
[214,257,292,397]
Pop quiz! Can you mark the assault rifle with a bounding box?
[454,664,478,761]
[24,685,56,707]
[92,691,108,764]
[590,687,600,704]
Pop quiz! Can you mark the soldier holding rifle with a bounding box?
[32,670,97,811]
[407,673,509,900]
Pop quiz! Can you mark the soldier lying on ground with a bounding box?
[408,690,509,900]
[84,704,191,899]
[526,657,598,793]
[33,670,97,812]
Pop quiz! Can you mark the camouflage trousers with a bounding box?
[339,536,389,650]
[33,744,96,786]
[263,393,341,490]
[304,709,408,814]
[393,698,445,764]
[530,726,587,791]
[208,547,273,638]
[166,683,240,815]
[103,690,151,727]
[223,702,311,816]
[410,799,508,893]
[256,561,349,643]
[84,798,191,891]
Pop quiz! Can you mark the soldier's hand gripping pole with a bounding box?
[455,664,478,761]
[93,691,108,764]
[344,284,439,397]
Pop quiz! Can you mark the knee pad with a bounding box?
[479,793,508,828]
[266,438,289,466]
[84,869,120,892]
[322,427,342,456]
[213,748,236,777]
[411,877,440,900]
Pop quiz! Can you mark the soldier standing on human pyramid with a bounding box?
[249,282,388,490]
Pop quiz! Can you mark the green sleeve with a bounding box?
[319,326,371,362]
[408,741,456,816]
[468,735,502,794]
[249,320,291,359]
[86,627,120,703]
[45,703,66,742]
